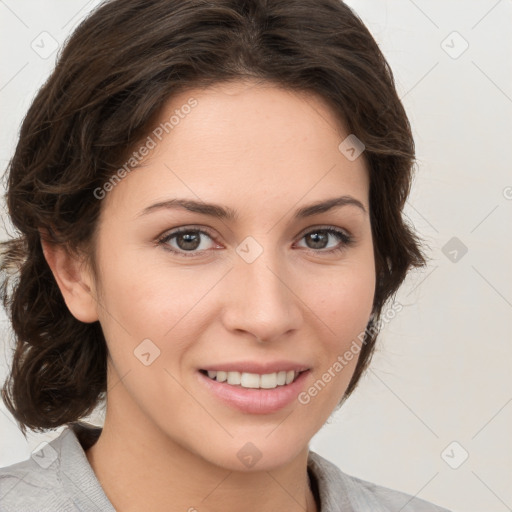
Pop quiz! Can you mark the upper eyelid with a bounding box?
[296,225,351,238]
[158,225,216,241]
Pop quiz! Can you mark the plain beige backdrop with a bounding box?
[1,2,511,511]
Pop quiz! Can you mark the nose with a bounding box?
[220,244,303,343]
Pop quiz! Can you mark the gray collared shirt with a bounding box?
[0,422,451,511]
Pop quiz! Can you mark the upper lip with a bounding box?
[200,361,310,374]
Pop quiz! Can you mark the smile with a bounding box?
[197,368,311,414]
[200,369,303,389]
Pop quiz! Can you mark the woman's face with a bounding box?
[90,80,375,471]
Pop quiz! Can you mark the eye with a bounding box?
[295,227,354,254]
[157,227,218,257]
[157,225,354,258]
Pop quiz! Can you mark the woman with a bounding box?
[0,0,451,510]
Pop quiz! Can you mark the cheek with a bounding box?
[295,266,375,419]
[306,261,376,347]
[95,250,224,353]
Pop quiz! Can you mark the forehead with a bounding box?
[162,79,350,157]
[102,80,370,220]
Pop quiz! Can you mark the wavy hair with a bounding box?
[0,0,427,435]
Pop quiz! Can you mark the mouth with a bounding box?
[199,369,306,389]
[197,367,311,414]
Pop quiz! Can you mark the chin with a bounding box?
[198,433,311,473]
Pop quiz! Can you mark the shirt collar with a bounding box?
[59,422,114,511]
[307,450,389,512]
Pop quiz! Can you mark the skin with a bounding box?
[42,79,376,512]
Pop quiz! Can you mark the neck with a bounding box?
[84,414,318,512]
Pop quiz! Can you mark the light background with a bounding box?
[0,1,511,511]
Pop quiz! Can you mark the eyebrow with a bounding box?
[138,195,367,221]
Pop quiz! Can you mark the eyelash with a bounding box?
[156,225,354,258]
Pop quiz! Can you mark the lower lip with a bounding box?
[197,370,311,414]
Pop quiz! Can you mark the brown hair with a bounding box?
[0,0,427,436]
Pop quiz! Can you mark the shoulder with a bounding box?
[0,430,78,512]
[307,451,452,512]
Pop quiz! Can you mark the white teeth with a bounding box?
[241,372,260,388]
[227,371,241,385]
[260,373,277,389]
[205,369,301,389]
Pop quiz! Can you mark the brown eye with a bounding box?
[297,227,353,254]
[158,228,217,257]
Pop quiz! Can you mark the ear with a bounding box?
[39,229,99,323]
